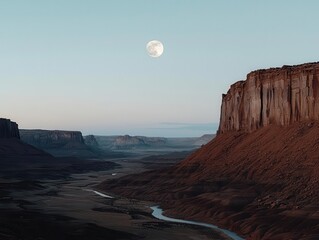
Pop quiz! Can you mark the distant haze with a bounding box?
[1,1,319,136]
[82,122,219,138]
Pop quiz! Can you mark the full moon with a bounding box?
[146,40,164,58]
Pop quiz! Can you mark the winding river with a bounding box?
[88,190,244,240]
[84,189,114,198]
[151,206,244,240]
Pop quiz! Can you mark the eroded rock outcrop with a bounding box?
[19,129,97,157]
[100,62,319,240]
[93,135,214,151]
[112,135,167,150]
[0,118,20,139]
[20,129,85,149]
[219,62,319,133]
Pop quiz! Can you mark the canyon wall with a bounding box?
[19,129,98,158]
[20,129,85,149]
[0,118,20,139]
[218,62,319,133]
[84,135,99,148]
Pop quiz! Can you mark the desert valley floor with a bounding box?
[0,150,234,240]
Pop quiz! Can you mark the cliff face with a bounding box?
[20,129,98,158]
[84,135,99,148]
[0,118,20,139]
[101,62,319,239]
[219,62,319,133]
[20,129,85,149]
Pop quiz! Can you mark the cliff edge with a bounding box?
[20,129,85,149]
[101,62,319,240]
[219,62,319,133]
[0,118,20,139]
[20,129,96,158]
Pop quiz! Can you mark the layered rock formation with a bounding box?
[0,118,20,139]
[20,130,85,149]
[219,62,319,133]
[93,135,214,151]
[101,62,319,239]
[20,129,96,158]
[0,118,51,157]
[103,123,319,239]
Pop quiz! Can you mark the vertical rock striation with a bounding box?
[0,118,20,139]
[218,62,319,133]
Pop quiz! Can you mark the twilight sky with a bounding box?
[1,1,319,137]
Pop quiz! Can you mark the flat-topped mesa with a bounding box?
[0,118,20,139]
[218,62,319,133]
[20,129,85,149]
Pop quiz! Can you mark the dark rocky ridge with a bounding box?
[0,118,20,139]
[84,135,99,148]
[20,129,96,158]
[0,119,124,240]
[219,62,319,133]
[20,129,84,149]
[0,119,51,158]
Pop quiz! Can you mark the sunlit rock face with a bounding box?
[218,62,319,133]
[0,118,20,139]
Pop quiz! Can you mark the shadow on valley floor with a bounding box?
[0,138,229,240]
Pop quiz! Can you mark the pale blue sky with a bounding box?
[1,1,319,137]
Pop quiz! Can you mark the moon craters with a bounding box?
[146,40,164,58]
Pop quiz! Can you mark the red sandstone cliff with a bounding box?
[219,62,319,133]
[100,62,319,240]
